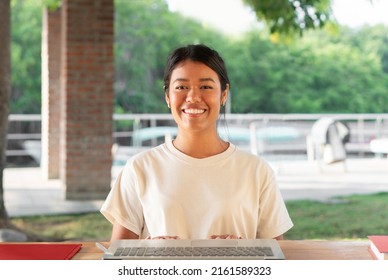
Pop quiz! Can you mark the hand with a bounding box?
[208,234,243,239]
[145,235,180,240]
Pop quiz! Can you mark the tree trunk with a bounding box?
[0,0,11,227]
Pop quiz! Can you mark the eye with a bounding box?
[200,85,213,90]
[175,85,188,90]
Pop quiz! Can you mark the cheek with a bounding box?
[205,94,222,108]
[169,93,185,105]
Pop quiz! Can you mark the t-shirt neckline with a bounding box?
[164,139,236,166]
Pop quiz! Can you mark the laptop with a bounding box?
[102,239,285,260]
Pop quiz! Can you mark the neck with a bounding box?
[172,131,229,159]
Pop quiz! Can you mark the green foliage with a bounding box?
[285,192,388,240]
[39,0,60,11]
[9,0,388,114]
[227,27,388,113]
[243,0,332,35]
[11,0,42,113]
[114,0,228,113]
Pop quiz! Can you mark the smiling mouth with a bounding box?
[183,108,206,114]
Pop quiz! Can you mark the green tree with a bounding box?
[114,0,228,114]
[227,26,388,113]
[10,0,42,113]
[225,33,282,113]
[243,0,332,34]
[296,28,388,113]
[8,0,388,115]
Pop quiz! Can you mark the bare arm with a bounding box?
[274,235,283,240]
[110,221,139,241]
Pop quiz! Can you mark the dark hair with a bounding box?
[163,44,230,92]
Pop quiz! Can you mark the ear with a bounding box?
[221,84,229,106]
[165,93,170,108]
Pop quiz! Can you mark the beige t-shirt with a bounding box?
[101,140,293,239]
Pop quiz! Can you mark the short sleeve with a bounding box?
[100,161,145,236]
[256,165,293,238]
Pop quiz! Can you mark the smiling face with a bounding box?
[165,60,229,134]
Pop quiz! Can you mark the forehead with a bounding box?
[171,60,219,82]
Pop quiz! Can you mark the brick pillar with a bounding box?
[60,0,114,200]
[42,8,61,179]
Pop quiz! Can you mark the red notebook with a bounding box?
[368,235,388,260]
[0,243,82,260]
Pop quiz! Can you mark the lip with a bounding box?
[181,105,207,115]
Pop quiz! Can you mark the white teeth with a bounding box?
[184,109,205,114]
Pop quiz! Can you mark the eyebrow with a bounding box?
[172,77,216,83]
[199,78,216,83]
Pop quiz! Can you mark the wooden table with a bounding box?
[72,240,373,260]
[279,240,372,260]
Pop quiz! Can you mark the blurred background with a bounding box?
[1,0,388,241]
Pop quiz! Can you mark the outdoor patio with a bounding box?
[3,157,388,217]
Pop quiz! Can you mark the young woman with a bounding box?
[101,44,293,241]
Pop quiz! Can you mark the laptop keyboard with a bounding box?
[113,246,274,258]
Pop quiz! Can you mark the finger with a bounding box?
[208,234,229,239]
[150,235,180,240]
[166,236,180,239]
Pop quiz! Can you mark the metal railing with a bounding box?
[6,113,388,164]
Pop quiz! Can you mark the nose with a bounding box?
[186,87,202,103]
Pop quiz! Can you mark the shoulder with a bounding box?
[125,143,170,167]
[119,144,171,185]
[230,146,276,178]
[233,146,271,166]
